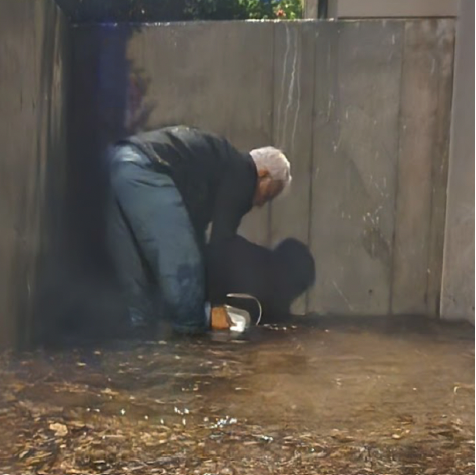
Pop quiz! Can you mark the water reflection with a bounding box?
[0,319,474,474]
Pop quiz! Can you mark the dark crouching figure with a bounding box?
[107,125,292,334]
[206,236,316,324]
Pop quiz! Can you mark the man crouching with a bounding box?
[107,126,291,335]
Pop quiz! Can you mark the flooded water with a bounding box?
[0,317,474,474]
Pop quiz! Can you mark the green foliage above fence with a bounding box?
[55,0,302,23]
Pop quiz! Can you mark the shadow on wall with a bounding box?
[40,24,156,344]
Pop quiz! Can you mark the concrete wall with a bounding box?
[326,0,458,18]
[0,0,71,347]
[71,19,455,317]
[441,0,475,323]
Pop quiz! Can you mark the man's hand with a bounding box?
[210,306,233,330]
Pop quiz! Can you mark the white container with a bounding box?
[225,293,262,332]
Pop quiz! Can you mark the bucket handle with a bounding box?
[226,293,263,326]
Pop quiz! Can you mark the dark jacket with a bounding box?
[119,126,257,246]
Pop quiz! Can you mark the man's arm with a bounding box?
[207,153,256,307]
[209,157,255,244]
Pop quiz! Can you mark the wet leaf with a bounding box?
[49,422,68,437]
[331,432,355,443]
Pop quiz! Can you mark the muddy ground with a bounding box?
[0,317,474,474]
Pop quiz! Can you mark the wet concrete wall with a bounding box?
[71,19,455,318]
[441,0,475,323]
[0,0,71,347]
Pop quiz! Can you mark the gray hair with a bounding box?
[249,146,292,188]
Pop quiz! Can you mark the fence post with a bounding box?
[303,0,319,19]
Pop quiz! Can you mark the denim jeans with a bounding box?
[107,145,208,334]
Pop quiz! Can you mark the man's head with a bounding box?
[250,147,292,207]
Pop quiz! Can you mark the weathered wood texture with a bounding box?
[0,0,71,348]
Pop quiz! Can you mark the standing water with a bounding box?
[0,318,473,474]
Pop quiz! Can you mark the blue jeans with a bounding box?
[107,145,209,334]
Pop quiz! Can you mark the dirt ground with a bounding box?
[0,316,474,474]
